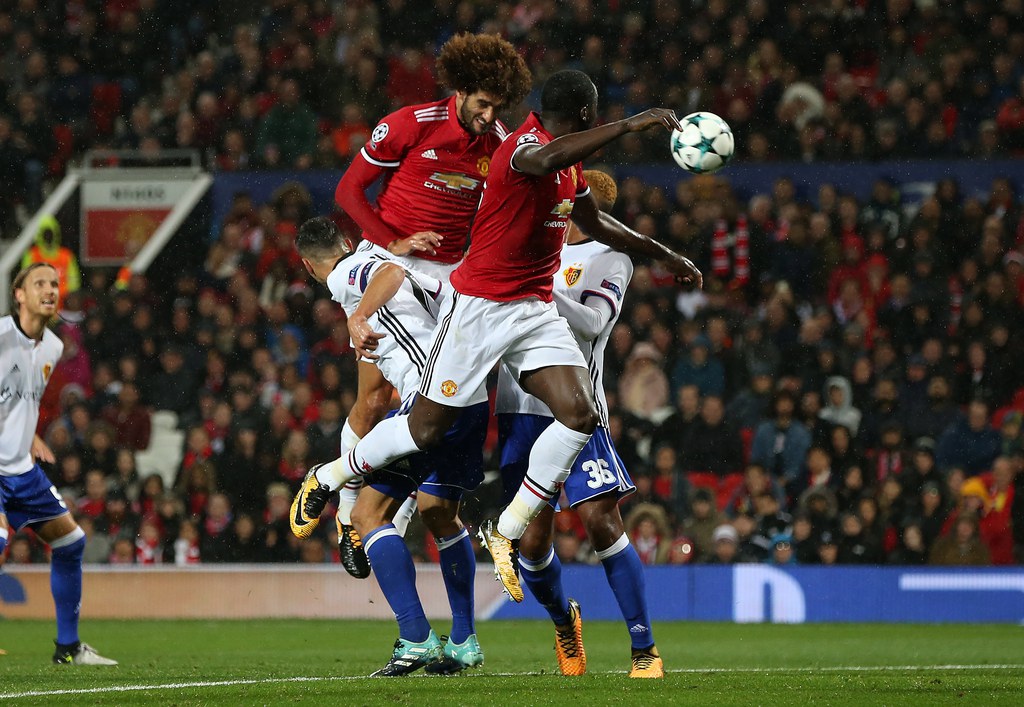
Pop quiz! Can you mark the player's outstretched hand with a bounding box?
[666,255,703,289]
[348,314,386,360]
[389,231,443,256]
[623,108,682,133]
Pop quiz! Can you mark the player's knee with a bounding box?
[562,403,599,435]
[419,505,459,538]
[408,419,446,450]
[585,514,622,551]
[50,528,86,565]
[0,526,8,556]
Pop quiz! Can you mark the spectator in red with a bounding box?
[385,46,435,108]
[681,395,744,476]
[101,382,151,451]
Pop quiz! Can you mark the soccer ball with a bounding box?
[670,112,735,174]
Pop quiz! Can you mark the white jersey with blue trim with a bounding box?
[0,315,63,475]
[325,250,444,402]
[496,239,632,426]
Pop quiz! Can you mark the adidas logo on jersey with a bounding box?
[9,364,19,373]
[421,149,438,160]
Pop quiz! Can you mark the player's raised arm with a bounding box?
[514,108,681,176]
[335,151,408,248]
[572,191,703,288]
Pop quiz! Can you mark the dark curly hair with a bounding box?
[436,33,532,106]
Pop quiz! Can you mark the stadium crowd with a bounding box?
[2,0,1024,233]
[2,1,1024,569]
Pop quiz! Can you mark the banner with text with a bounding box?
[80,180,193,264]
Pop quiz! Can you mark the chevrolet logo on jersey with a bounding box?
[551,200,574,217]
[564,264,583,287]
[428,172,479,191]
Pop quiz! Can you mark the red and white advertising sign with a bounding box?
[80,180,192,264]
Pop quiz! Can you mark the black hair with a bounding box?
[296,216,345,259]
[540,69,597,122]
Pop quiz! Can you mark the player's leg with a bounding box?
[301,293,501,526]
[351,483,442,676]
[519,506,588,676]
[5,468,115,665]
[494,364,598,540]
[335,361,395,578]
[576,496,662,677]
[36,514,117,665]
[572,429,662,678]
[296,396,461,536]
[417,491,483,674]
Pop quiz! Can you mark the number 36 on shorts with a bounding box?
[582,458,617,488]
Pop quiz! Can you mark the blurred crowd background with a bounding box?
[2,0,1023,568]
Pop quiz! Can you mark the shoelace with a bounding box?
[632,652,656,670]
[344,527,363,550]
[556,620,580,657]
[303,484,330,515]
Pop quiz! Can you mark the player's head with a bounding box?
[437,33,532,136]
[582,170,618,211]
[296,216,353,284]
[11,262,59,319]
[540,70,598,130]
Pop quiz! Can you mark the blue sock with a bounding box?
[598,534,654,650]
[519,547,571,626]
[437,528,475,644]
[50,532,86,646]
[364,524,430,643]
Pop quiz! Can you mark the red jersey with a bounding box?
[451,113,590,302]
[357,95,507,264]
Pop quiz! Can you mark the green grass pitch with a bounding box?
[1,619,1023,705]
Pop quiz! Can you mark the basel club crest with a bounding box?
[563,263,583,287]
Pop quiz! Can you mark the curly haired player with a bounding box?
[320,34,532,577]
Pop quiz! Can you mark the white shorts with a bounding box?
[357,241,460,284]
[420,292,587,406]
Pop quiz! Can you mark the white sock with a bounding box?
[392,493,418,537]
[497,420,591,539]
[315,415,420,491]
[340,418,361,452]
[335,419,364,525]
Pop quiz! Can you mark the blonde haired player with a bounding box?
[0,263,116,665]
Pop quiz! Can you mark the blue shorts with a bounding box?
[366,401,488,502]
[498,414,635,509]
[0,464,70,531]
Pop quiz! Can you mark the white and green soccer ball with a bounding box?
[670,111,735,174]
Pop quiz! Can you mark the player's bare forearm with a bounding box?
[588,211,703,288]
[515,122,629,175]
[348,263,407,359]
[355,263,406,321]
[514,109,682,176]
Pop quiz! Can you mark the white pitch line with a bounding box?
[2,664,1023,700]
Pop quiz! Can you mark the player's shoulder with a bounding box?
[0,315,13,335]
[388,99,453,132]
[42,325,63,355]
